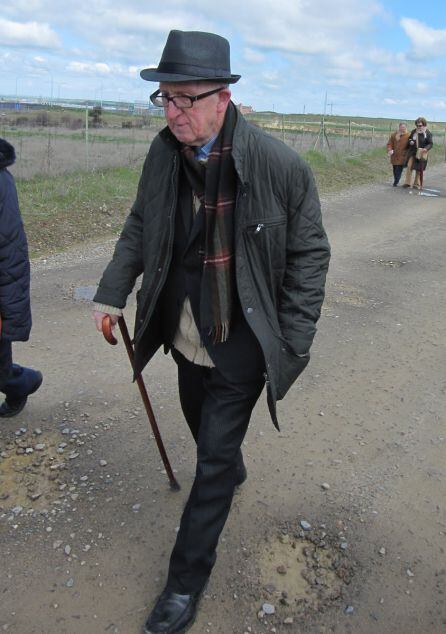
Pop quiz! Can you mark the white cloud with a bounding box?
[0,1,445,119]
[67,61,111,75]
[66,60,138,78]
[0,18,60,48]
[234,0,383,55]
[401,18,446,59]
[243,48,265,64]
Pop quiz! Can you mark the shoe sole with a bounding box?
[143,615,196,634]
[0,399,28,418]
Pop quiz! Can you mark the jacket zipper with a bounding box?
[245,216,286,233]
[135,154,178,343]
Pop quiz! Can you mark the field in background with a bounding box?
[1,105,445,257]
[3,106,446,180]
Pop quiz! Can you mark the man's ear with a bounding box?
[216,89,232,113]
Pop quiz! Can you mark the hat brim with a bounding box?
[140,68,240,84]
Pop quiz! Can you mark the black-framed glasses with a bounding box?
[150,86,224,109]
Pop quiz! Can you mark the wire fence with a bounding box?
[245,113,446,156]
[2,107,446,180]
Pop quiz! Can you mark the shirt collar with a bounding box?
[195,134,218,161]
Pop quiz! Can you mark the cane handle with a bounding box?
[102,315,118,345]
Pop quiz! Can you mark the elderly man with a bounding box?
[93,30,330,633]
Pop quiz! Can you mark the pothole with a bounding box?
[0,428,80,513]
[324,281,368,308]
[72,285,97,302]
[371,258,410,268]
[254,519,356,625]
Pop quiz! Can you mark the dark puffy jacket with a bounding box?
[95,108,330,424]
[0,139,31,341]
[406,128,433,157]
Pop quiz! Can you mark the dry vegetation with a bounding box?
[1,105,444,257]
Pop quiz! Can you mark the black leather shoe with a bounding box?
[143,589,201,633]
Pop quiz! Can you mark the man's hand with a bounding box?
[92,310,119,333]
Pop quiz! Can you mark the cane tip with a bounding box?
[170,480,181,492]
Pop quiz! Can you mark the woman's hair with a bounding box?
[415,117,427,126]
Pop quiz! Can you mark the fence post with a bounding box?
[85,104,89,170]
[444,128,446,161]
[348,120,351,147]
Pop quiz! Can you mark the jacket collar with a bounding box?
[158,103,250,185]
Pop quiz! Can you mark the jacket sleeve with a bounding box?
[278,161,330,355]
[0,171,32,341]
[425,131,433,151]
[93,156,150,308]
[386,134,394,152]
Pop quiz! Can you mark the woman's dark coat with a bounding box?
[94,109,330,426]
[0,139,31,341]
[407,128,433,172]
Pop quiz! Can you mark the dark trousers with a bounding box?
[167,349,264,593]
[392,164,404,185]
[0,340,12,392]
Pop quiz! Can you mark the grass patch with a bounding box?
[18,166,140,258]
[303,145,444,194]
[16,143,445,259]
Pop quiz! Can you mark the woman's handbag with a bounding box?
[416,147,427,161]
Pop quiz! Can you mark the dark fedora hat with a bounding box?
[140,30,240,84]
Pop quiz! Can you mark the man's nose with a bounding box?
[165,101,182,116]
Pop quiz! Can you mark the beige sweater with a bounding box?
[94,297,214,368]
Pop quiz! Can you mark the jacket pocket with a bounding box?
[244,215,286,235]
[243,215,287,307]
[276,341,310,400]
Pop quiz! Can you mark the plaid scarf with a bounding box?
[181,102,237,343]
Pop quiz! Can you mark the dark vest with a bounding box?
[160,165,265,383]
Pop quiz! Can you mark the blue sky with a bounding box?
[1,1,446,121]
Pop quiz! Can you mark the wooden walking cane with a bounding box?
[102,315,180,491]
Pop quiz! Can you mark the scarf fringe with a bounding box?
[209,322,230,344]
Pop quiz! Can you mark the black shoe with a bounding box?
[0,370,43,418]
[143,589,201,633]
[235,452,247,486]
[393,182,398,187]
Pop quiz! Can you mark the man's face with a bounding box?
[159,81,231,146]
[399,124,407,133]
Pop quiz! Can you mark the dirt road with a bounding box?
[1,167,445,634]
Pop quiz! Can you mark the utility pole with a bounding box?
[321,92,327,151]
[313,92,331,152]
[85,104,89,170]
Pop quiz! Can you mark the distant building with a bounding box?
[237,103,253,115]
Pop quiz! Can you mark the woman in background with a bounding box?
[387,122,410,187]
[403,117,433,190]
